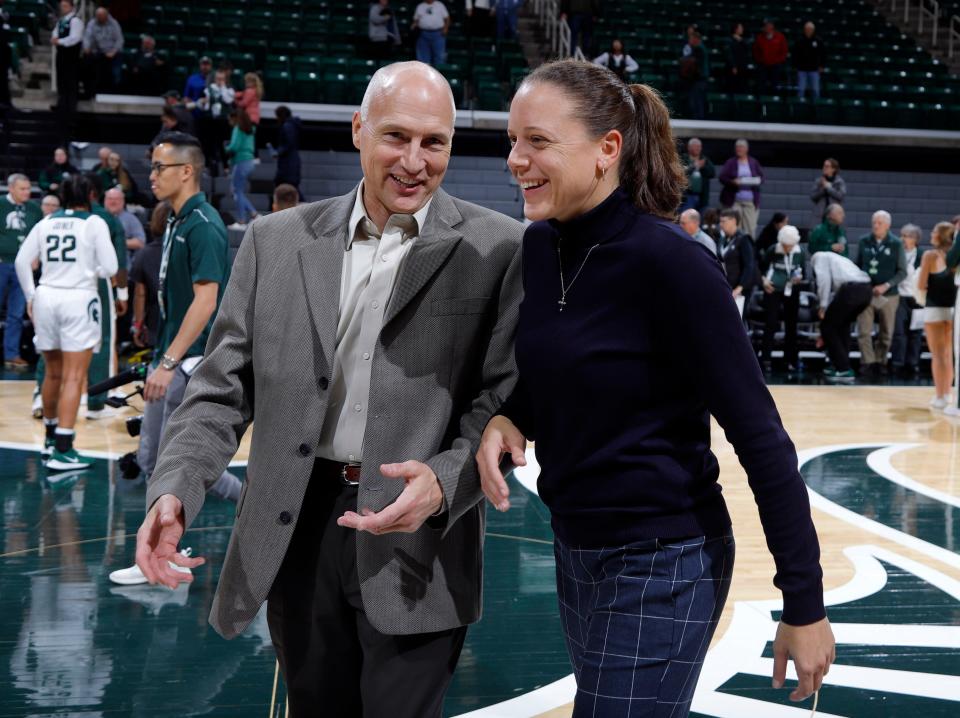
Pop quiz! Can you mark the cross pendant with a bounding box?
[558,297,566,312]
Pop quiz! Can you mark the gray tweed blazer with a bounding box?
[146,187,524,638]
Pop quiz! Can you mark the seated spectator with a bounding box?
[718,207,756,316]
[129,201,169,348]
[724,22,749,93]
[760,225,806,372]
[753,19,788,94]
[679,31,708,120]
[130,34,165,95]
[718,138,764,238]
[104,186,145,263]
[38,146,78,193]
[890,223,923,378]
[856,210,907,378]
[96,145,112,173]
[679,208,718,256]
[41,193,61,217]
[810,158,845,228]
[680,137,715,211]
[82,5,123,95]
[756,211,788,254]
[413,0,450,67]
[225,109,257,227]
[162,90,196,136]
[918,222,958,409]
[273,105,302,196]
[561,0,597,55]
[495,0,522,40]
[794,22,825,100]
[184,56,212,109]
[593,39,638,81]
[812,251,873,382]
[235,72,263,127]
[100,151,140,205]
[464,0,494,39]
[809,204,847,256]
[272,183,300,212]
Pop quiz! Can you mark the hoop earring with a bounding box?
[600,164,606,180]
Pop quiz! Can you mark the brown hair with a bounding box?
[273,183,299,210]
[149,200,172,239]
[824,157,840,173]
[230,109,254,134]
[932,221,955,249]
[518,59,685,219]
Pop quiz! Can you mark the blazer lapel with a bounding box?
[383,190,463,327]
[298,193,353,359]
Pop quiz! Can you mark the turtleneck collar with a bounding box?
[547,187,634,247]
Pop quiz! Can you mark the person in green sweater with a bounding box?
[0,173,43,369]
[225,109,257,226]
[759,224,807,371]
[855,209,908,377]
[38,147,79,193]
[808,203,847,256]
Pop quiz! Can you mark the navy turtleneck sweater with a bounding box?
[500,188,825,626]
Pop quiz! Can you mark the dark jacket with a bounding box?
[793,34,826,72]
[718,156,765,209]
[719,229,756,291]
[857,231,908,296]
[682,153,715,207]
[276,116,302,186]
[725,35,750,72]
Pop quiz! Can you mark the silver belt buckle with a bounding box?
[341,462,361,486]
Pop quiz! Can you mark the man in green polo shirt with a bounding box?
[0,173,43,369]
[808,203,848,257]
[855,209,907,378]
[109,132,240,586]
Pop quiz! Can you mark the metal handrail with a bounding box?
[949,14,960,57]
[918,0,939,45]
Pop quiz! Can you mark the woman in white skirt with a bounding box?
[917,222,958,410]
[15,175,117,470]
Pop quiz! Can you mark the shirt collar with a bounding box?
[6,193,17,206]
[175,192,207,220]
[347,181,432,248]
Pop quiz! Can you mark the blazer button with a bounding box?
[319,377,329,390]
[298,443,311,457]
[278,511,292,525]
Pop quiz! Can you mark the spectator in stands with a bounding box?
[160,91,196,136]
[679,32,709,119]
[130,35,165,96]
[41,194,61,217]
[369,0,402,59]
[753,19,788,94]
[724,22,750,94]
[184,56,213,108]
[856,210,907,378]
[794,22,825,101]
[702,206,720,242]
[51,0,84,120]
[274,105,303,197]
[496,0,523,41]
[680,137,715,211]
[104,187,145,263]
[0,173,43,370]
[890,223,923,379]
[756,211,789,254]
[236,73,263,128]
[809,158,845,229]
[82,5,123,95]
[593,39,639,81]
[96,145,112,173]
[809,203,848,256]
[918,223,957,408]
[679,208,718,256]
[812,250,873,382]
[413,0,450,67]
[103,152,140,205]
[225,109,257,228]
[760,224,806,372]
[39,147,77,193]
[560,0,597,55]
[718,207,755,316]
[464,0,494,39]
[129,201,169,348]
[718,138,764,238]
[272,183,300,213]
[199,67,236,174]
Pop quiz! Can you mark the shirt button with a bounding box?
[318,377,329,390]
[354,403,362,412]
[298,443,311,457]
[372,300,379,309]
[278,511,292,525]
[348,454,355,461]
[362,352,370,360]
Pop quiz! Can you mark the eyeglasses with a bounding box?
[149,162,188,174]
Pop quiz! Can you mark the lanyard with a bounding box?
[158,211,187,321]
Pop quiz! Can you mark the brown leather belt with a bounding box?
[313,458,361,486]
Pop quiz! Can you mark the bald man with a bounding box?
[134,62,524,717]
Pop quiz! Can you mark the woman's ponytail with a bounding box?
[623,84,685,219]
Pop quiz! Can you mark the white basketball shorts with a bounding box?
[32,286,102,352]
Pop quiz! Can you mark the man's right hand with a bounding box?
[831,243,845,253]
[135,494,205,589]
[476,415,527,512]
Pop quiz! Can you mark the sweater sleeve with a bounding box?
[655,232,825,625]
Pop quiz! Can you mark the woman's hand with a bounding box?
[477,415,527,512]
[772,617,836,701]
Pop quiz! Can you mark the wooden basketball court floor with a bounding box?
[1,372,959,717]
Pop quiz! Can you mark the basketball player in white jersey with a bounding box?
[15,175,118,470]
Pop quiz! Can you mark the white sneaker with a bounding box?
[32,392,42,419]
[80,393,88,407]
[85,406,121,420]
[944,406,960,417]
[930,396,948,410]
[227,222,247,231]
[108,547,194,585]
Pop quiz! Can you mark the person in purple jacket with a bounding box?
[477,59,834,718]
[718,138,764,238]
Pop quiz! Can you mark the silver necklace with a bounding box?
[557,242,600,312]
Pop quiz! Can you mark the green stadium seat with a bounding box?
[264,69,291,99]
[813,98,840,125]
[292,72,322,103]
[322,71,350,104]
[476,82,504,111]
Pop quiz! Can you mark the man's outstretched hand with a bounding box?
[337,461,443,534]
[135,494,205,589]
